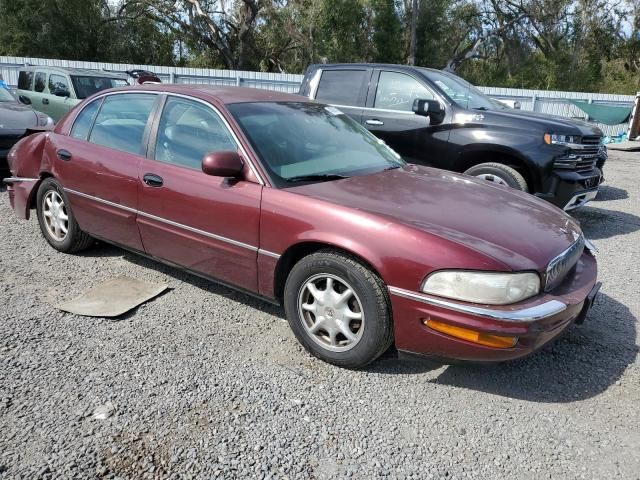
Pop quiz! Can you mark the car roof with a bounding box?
[100,84,309,105]
[19,66,127,79]
[307,63,442,75]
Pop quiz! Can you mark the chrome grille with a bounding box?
[544,235,585,292]
[553,136,602,173]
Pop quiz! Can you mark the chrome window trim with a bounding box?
[331,104,416,116]
[64,187,279,256]
[67,89,266,186]
[388,286,567,322]
[3,177,39,184]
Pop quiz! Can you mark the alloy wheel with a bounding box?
[475,173,509,186]
[42,190,69,242]
[297,274,365,352]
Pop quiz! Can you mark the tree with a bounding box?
[370,0,404,63]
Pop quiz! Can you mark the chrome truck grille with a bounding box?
[553,136,602,173]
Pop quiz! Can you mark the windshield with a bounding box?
[70,76,128,99]
[421,69,506,111]
[0,88,16,102]
[228,102,405,186]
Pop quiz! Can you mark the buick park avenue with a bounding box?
[4,85,600,368]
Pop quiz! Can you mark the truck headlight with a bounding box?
[544,133,578,145]
[422,271,540,305]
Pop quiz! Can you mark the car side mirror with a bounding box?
[513,101,521,110]
[202,151,244,178]
[18,95,31,105]
[51,85,70,97]
[412,98,445,124]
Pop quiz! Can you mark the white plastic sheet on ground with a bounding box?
[56,276,168,317]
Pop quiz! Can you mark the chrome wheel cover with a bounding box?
[42,190,69,242]
[475,173,509,186]
[297,274,365,352]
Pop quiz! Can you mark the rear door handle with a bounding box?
[57,149,72,161]
[143,173,163,187]
[42,98,50,105]
[365,119,384,126]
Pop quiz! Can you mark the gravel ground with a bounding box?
[1,151,639,480]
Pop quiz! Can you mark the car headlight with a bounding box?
[36,114,54,127]
[544,133,579,145]
[422,271,541,305]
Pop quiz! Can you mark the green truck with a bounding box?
[16,66,128,121]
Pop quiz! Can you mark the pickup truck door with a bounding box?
[361,69,451,166]
[310,67,373,124]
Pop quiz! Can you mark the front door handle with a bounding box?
[42,98,50,105]
[57,149,72,161]
[143,173,163,187]
[365,119,384,126]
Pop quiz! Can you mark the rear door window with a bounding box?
[70,99,102,140]
[316,70,366,107]
[374,71,434,112]
[34,72,47,93]
[89,94,156,155]
[18,71,34,90]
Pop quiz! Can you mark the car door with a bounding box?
[53,92,159,251]
[312,68,372,123]
[30,70,50,116]
[47,73,75,122]
[136,95,262,292]
[361,69,451,166]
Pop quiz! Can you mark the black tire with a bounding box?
[36,178,93,253]
[283,250,393,368]
[464,162,529,191]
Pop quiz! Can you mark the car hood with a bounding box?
[289,165,582,271]
[482,108,603,137]
[0,102,37,130]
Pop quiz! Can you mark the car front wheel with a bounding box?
[284,250,393,368]
[36,178,93,253]
[464,162,529,191]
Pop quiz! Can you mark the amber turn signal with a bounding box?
[424,319,517,349]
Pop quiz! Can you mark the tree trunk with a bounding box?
[407,0,417,65]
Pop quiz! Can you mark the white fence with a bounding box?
[1,55,634,136]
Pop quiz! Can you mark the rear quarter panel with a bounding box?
[6,132,53,219]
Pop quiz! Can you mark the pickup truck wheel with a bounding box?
[464,163,529,192]
[283,250,393,369]
[36,178,93,253]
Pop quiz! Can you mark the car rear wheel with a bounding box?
[283,250,393,368]
[36,178,93,253]
[464,162,529,191]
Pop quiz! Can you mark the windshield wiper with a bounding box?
[285,173,350,183]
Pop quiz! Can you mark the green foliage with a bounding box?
[1,0,640,93]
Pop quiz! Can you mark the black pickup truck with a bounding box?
[298,63,606,210]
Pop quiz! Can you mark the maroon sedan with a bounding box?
[4,85,599,368]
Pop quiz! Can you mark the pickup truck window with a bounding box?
[316,70,366,107]
[374,71,434,112]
